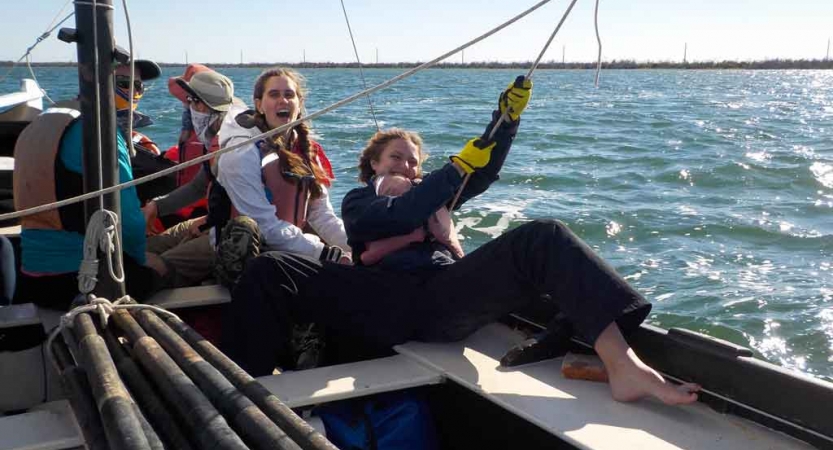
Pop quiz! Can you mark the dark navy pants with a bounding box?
[223,220,651,377]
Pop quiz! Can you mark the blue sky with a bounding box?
[3,0,832,64]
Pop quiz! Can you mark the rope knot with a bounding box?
[78,209,125,294]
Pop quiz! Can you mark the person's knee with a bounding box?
[235,253,276,287]
[521,219,570,237]
[535,218,567,229]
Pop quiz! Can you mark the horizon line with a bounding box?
[2,58,832,70]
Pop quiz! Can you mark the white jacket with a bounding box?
[217,109,348,259]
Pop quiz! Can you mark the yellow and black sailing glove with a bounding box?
[450,138,497,174]
[499,75,533,122]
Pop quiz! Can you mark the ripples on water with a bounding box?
[3,67,831,381]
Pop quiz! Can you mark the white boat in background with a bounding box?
[0,78,43,120]
[0,78,42,220]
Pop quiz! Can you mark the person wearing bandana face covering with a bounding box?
[115,61,183,207]
[145,65,237,229]
[114,59,160,134]
[142,67,242,288]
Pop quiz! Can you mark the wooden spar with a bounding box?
[51,335,110,450]
[131,397,165,450]
[110,308,249,450]
[72,313,151,450]
[113,309,149,343]
[133,309,302,450]
[164,316,338,450]
[103,326,193,450]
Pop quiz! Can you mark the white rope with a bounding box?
[593,0,602,87]
[78,209,125,295]
[0,0,554,224]
[44,294,181,373]
[0,0,74,84]
[90,0,105,211]
[25,55,58,105]
[121,0,137,158]
[339,0,381,132]
[3,10,75,106]
[449,0,580,211]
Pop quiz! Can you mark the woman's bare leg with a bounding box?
[594,322,700,405]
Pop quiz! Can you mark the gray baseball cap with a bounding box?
[176,70,234,112]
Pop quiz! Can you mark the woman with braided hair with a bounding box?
[224,76,701,405]
[211,67,350,285]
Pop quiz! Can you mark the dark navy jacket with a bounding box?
[343,110,519,270]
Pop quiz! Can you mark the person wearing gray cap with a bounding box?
[142,68,242,288]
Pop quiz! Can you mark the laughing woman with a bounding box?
[210,68,350,287]
[224,76,700,406]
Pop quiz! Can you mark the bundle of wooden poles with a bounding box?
[50,298,338,450]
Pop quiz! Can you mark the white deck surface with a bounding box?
[0,401,83,450]
[145,284,230,309]
[0,225,20,238]
[257,355,444,408]
[395,323,815,450]
[0,303,40,329]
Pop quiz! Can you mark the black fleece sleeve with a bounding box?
[343,164,463,245]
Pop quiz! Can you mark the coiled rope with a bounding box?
[0,0,555,224]
[78,210,125,295]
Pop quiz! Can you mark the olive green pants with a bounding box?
[146,218,215,287]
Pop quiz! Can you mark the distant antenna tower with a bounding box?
[462,49,465,64]
[376,47,379,64]
[562,45,565,64]
[683,43,688,63]
[827,38,830,61]
[303,49,306,64]
[240,50,243,65]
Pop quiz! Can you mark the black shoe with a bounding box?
[500,313,575,367]
[291,322,325,370]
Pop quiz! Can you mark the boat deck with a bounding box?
[0,401,83,450]
[0,304,819,450]
[394,323,814,450]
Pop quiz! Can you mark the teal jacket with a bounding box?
[21,121,147,273]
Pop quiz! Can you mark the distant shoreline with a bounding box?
[2,59,832,70]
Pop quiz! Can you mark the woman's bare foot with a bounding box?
[594,322,700,405]
[607,348,700,405]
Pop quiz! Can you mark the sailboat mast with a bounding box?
[72,0,125,299]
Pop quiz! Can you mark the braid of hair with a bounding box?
[294,122,328,197]
[270,123,326,199]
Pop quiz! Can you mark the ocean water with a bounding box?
[3,67,832,381]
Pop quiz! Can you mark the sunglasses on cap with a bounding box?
[115,76,144,95]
